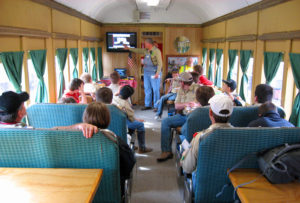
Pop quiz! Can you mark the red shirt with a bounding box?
[198,75,213,86]
[64,91,80,103]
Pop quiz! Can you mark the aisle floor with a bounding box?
[130,106,184,203]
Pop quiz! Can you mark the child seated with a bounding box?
[193,65,213,86]
[95,87,113,104]
[58,97,77,104]
[191,71,200,84]
[63,78,87,103]
[222,79,243,106]
[155,69,180,120]
[80,73,100,96]
[113,85,152,153]
[108,71,121,97]
[82,102,136,197]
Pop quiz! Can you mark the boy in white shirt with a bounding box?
[108,71,121,97]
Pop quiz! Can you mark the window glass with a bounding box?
[27,58,49,104]
[210,53,216,80]
[202,50,207,76]
[245,57,254,103]
[69,54,77,80]
[219,54,224,81]
[83,52,89,73]
[55,56,69,98]
[231,55,239,83]
[0,63,15,94]
[270,61,284,106]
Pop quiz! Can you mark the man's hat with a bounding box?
[209,94,233,117]
[179,72,193,82]
[0,91,29,114]
[222,79,237,91]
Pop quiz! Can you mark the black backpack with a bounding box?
[217,143,300,200]
[117,136,136,179]
[258,143,300,184]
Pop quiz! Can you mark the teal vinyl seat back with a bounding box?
[0,128,121,203]
[27,103,127,143]
[194,128,300,202]
[182,106,285,142]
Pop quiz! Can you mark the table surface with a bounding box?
[0,168,103,203]
[229,169,300,203]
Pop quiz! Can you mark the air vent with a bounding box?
[142,32,162,37]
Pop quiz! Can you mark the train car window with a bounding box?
[27,58,49,104]
[55,55,69,98]
[0,62,15,94]
[245,57,254,103]
[231,55,239,83]
[270,61,284,106]
[202,49,207,76]
[69,54,77,80]
[220,54,224,82]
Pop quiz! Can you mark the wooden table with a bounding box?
[0,168,103,203]
[229,169,300,203]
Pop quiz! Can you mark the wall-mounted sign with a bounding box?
[174,36,190,53]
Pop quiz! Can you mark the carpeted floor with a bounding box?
[130,106,184,203]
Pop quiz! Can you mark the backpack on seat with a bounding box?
[258,143,300,184]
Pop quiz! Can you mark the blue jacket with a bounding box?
[248,111,294,128]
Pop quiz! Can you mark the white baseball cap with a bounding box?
[208,94,233,117]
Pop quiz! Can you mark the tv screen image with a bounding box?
[107,32,137,52]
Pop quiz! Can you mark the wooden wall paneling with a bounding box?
[52,9,81,36]
[202,0,291,27]
[265,40,287,52]
[223,41,230,80]
[21,37,30,105]
[253,40,265,97]
[226,12,258,37]
[0,0,52,32]
[236,42,242,94]
[31,0,101,26]
[0,26,52,38]
[203,22,226,39]
[0,36,22,52]
[258,0,300,35]
[45,37,56,103]
[78,40,83,76]
[291,39,300,53]
[22,37,46,51]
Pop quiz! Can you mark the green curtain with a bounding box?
[83,47,89,73]
[70,48,78,79]
[239,50,252,101]
[214,49,223,88]
[264,52,283,84]
[90,48,97,82]
[29,50,48,103]
[56,48,68,99]
[0,51,24,93]
[208,48,215,81]
[227,49,238,80]
[289,53,300,126]
[97,47,103,79]
[202,47,207,68]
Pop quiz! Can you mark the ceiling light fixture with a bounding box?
[142,0,160,7]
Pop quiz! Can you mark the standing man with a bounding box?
[124,38,162,111]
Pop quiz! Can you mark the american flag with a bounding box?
[128,52,137,69]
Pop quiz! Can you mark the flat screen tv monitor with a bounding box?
[106,32,137,52]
